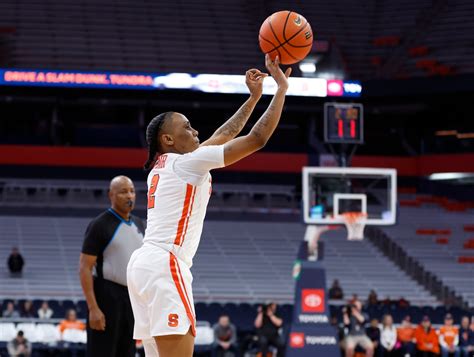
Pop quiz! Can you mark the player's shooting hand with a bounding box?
[246,68,268,99]
[89,307,106,331]
[265,54,291,90]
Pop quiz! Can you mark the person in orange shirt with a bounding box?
[58,309,86,334]
[397,315,416,356]
[414,316,440,357]
[439,313,460,357]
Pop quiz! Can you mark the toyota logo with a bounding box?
[292,334,303,344]
[304,294,322,308]
[328,81,342,93]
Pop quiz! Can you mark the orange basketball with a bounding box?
[259,10,313,65]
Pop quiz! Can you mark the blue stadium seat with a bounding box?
[206,303,224,324]
[76,300,88,319]
[0,299,15,314]
[447,306,464,322]
[32,299,44,312]
[222,303,240,323]
[47,300,63,318]
[195,302,208,322]
[279,304,293,323]
[433,306,447,324]
[235,303,256,332]
[408,306,422,324]
[394,307,410,323]
[61,300,76,312]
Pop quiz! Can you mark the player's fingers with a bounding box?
[252,71,262,80]
[265,54,272,69]
[285,67,292,78]
[253,69,268,77]
[275,56,280,66]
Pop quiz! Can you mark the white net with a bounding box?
[340,212,367,241]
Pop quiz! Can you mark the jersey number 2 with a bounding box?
[147,174,160,209]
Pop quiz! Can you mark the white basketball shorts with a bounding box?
[127,245,196,339]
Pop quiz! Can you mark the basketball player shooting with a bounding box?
[127,54,291,357]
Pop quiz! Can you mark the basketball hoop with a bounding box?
[340,212,367,241]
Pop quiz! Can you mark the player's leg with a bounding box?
[128,250,196,357]
[154,328,195,357]
[142,338,160,357]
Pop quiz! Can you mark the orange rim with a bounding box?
[341,212,367,224]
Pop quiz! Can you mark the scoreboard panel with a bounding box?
[324,102,364,144]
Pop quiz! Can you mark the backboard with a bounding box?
[302,167,397,226]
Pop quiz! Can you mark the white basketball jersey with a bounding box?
[143,145,225,267]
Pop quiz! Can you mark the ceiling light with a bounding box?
[428,173,474,181]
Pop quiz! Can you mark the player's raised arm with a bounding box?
[223,54,291,166]
[200,69,268,146]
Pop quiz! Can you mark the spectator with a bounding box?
[349,294,361,306]
[7,247,24,277]
[439,313,460,357]
[367,290,378,307]
[20,300,35,318]
[397,315,416,357]
[254,302,285,357]
[382,297,392,306]
[380,314,397,357]
[212,314,237,357]
[342,300,374,357]
[414,316,440,357]
[470,319,474,356]
[459,316,474,357]
[59,309,86,336]
[2,302,20,318]
[7,330,31,357]
[329,279,344,300]
[398,297,410,309]
[366,318,381,356]
[37,301,53,319]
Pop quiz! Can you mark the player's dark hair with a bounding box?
[144,112,173,170]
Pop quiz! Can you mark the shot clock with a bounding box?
[324,102,364,144]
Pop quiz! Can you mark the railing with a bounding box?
[366,227,469,309]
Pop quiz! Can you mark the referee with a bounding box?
[79,176,144,357]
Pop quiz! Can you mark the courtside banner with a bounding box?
[0,68,361,97]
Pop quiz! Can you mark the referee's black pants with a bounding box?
[87,279,135,357]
